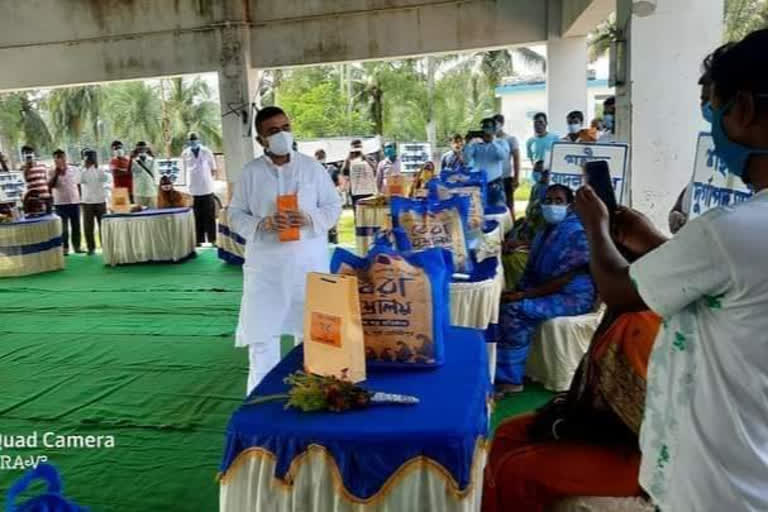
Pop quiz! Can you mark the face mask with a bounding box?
[161,185,173,192]
[266,131,294,156]
[384,148,397,159]
[482,126,495,136]
[318,158,326,164]
[541,204,568,224]
[531,170,543,183]
[139,153,147,160]
[23,153,33,162]
[701,102,713,124]
[189,141,200,150]
[711,99,768,179]
[568,123,582,134]
[603,114,614,130]
[115,149,125,157]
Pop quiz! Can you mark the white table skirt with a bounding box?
[0,216,65,277]
[220,442,487,512]
[484,207,514,236]
[101,208,196,266]
[526,309,604,392]
[218,208,245,261]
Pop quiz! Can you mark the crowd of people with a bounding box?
[2,132,218,254]
[228,28,767,512]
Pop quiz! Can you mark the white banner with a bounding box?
[687,132,752,219]
[157,158,185,186]
[549,142,629,203]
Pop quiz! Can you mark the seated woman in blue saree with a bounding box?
[496,184,595,394]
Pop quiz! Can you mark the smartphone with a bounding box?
[584,160,618,214]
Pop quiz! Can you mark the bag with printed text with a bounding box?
[390,195,473,274]
[331,237,453,368]
[428,174,486,233]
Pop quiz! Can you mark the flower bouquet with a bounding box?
[246,371,419,413]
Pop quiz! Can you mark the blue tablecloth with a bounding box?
[220,327,491,500]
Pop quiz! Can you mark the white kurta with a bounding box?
[229,151,342,390]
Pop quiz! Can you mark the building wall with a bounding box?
[498,81,614,166]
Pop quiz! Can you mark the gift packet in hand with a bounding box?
[331,237,453,369]
[277,194,300,242]
[390,195,473,274]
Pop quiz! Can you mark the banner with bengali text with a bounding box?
[549,142,629,203]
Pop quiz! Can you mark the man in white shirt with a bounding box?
[229,106,342,394]
[376,143,401,193]
[182,132,218,246]
[79,150,111,255]
[574,30,768,511]
[48,149,83,255]
[130,141,158,208]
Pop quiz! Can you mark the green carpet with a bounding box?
[0,249,550,510]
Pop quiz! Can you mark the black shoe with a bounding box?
[74,249,85,254]
[87,250,95,255]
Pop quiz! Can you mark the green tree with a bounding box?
[102,81,163,152]
[0,92,53,163]
[725,0,768,41]
[161,77,223,156]
[47,86,102,145]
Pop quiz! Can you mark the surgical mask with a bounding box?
[139,153,147,160]
[531,170,543,184]
[483,126,495,135]
[711,98,768,179]
[189,141,200,150]
[161,185,173,192]
[318,158,326,164]
[603,114,615,130]
[568,123,582,134]
[384,148,397,159]
[701,102,713,124]
[114,149,125,157]
[23,153,33,162]
[541,204,568,224]
[267,131,294,156]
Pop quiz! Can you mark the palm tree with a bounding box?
[103,81,163,151]
[0,92,53,162]
[725,0,768,41]
[476,48,546,110]
[161,77,223,156]
[588,14,618,63]
[47,86,102,145]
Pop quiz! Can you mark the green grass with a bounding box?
[514,182,532,201]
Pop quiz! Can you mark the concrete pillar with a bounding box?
[616,0,723,226]
[217,26,258,193]
[547,0,588,135]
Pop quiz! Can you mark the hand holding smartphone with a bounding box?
[583,160,618,215]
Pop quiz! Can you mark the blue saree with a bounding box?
[496,211,596,385]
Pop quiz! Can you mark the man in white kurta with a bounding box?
[229,106,343,394]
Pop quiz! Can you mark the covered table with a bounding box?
[101,207,196,266]
[0,215,65,277]
[219,328,491,512]
[217,207,246,265]
[484,205,514,236]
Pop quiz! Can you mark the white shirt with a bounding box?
[630,189,768,511]
[49,165,80,205]
[131,156,158,198]
[79,165,111,204]
[183,146,216,196]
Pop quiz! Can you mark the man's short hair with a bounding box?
[255,106,287,134]
[567,110,585,123]
[493,114,505,124]
[111,140,123,149]
[21,145,34,154]
[533,112,548,123]
[136,141,148,148]
[481,117,496,128]
[350,139,363,149]
[603,96,615,107]
[548,183,575,203]
[451,133,463,143]
[188,132,199,141]
[52,149,66,158]
[710,29,768,108]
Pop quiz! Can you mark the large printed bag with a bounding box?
[5,464,88,512]
[331,238,453,368]
[303,273,367,383]
[429,174,487,233]
[390,195,473,274]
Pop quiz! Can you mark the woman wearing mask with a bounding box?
[496,184,595,395]
[157,176,191,209]
[130,141,158,208]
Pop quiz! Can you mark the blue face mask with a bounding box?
[603,114,614,131]
[531,170,543,184]
[190,141,200,150]
[384,148,396,159]
[541,204,569,224]
[711,98,768,179]
[701,102,713,124]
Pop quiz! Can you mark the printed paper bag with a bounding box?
[304,273,366,383]
[111,187,131,213]
[277,194,300,242]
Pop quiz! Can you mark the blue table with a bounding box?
[219,327,491,511]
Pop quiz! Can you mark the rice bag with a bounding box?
[390,195,473,274]
[429,175,486,233]
[331,239,453,368]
